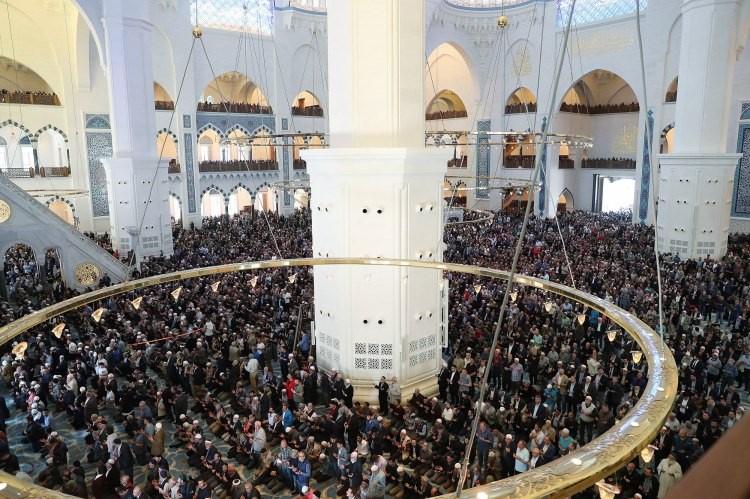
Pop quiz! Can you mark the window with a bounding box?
[190,0,273,34]
[200,145,210,162]
[0,147,6,168]
[557,0,647,28]
[21,146,34,168]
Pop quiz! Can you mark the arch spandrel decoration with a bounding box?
[0,258,677,499]
[0,199,11,223]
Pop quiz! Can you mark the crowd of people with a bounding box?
[197,102,273,115]
[424,110,468,121]
[291,106,324,117]
[504,102,538,115]
[559,102,639,115]
[580,158,637,170]
[0,89,60,106]
[0,209,748,499]
[197,160,279,173]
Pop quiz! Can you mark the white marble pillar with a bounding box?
[657,0,741,258]
[101,0,173,258]
[303,0,450,402]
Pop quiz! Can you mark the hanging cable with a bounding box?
[454,0,579,495]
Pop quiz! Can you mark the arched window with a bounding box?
[190,0,273,34]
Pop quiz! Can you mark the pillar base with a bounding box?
[657,153,740,259]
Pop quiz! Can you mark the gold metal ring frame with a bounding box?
[0,258,677,498]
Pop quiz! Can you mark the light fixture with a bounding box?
[477,493,489,499]
[171,287,182,300]
[576,313,586,325]
[131,297,143,310]
[607,329,618,342]
[630,421,640,427]
[474,284,482,294]
[250,276,258,287]
[327,274,334,281]
[595,481,620,499]
[0,482,6,491]
[497,15,508,28]
[91,308,106,322]
[11,342,27,360]
[51,323,65,339]
[545,301,553,312]
[288,274,296,284]
[210,282,220,292]
[640,444,658,463]
[631,350,643,363]
[570,458,582,466]
[509,291,517,302]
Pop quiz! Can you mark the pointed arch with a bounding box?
[505,87,537,114]
[196,123,226,139]
[34,125,68,142]
[558,69,639,114]
[426,89,468,120]
[558,188,575,212]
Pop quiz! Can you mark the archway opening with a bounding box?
[663,127,675,154]
[199,71,271,114]
[0,56,60,106]
[426,89,468,120]
[601,178,635,212]
[154,82,174,110]
[37,129,67,174]
[251,130,276,167]
[254,186,276,213]
[505,87,537,114]
[559,70,639,114]
[0,125,34,171]
[156,132,178,163]
[665,76,678,103]
[4,243,38,296]
[44,248,65,296]
[198,129,220,162]
[201,188,225,218]
[229,187,253,216]
[169,193,182,222]
[294,189,309,210]
[558,189,574,213]
[48,199,74,225]
[292,90,323,117]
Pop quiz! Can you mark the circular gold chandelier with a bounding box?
[0,258,677,498]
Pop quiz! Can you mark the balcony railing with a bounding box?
[293,159,307,170]
[558,156,574,169]
[581,158,636,169]
[39,167,70,177]
[505,102,537,114]
[198,160,279,172]
[0,91,60,106]
[197,102,273,114]
[447,156,468,168]
[425,110,468,121]
[291,105,324,117]
[504,156,536,168]
[168,160,180,174]
[559,102,640,114]
[155,100,175,110]
[0,168,34,178]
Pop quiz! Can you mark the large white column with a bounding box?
[303,0,450,402]
[101,0,173,258]
[657,0,741,258]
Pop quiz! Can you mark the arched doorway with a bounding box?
[198,71,271,114]
[201,188,226,217]
[4,243,38,295]
[292,90,324,117]
[254,186,276,213]
[198,129,220,162]
[558,189,574,213]
[251,130,275,167]
[154,82,175,110]
[426,89,468,120]
[37,129,67,170]
[156,131,177,162]
[48,199,74,224]
[505,87,537,114]
[0,124,34,170]
[229,187,253,216]
[665,76,678,103]
[169,193,182,222]
[294,189,309,210]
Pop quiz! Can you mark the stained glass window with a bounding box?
[557,0,647,28]
[190,0,273,34]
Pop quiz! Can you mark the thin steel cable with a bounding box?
[454,0,578,494]
[124,37,197,279]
